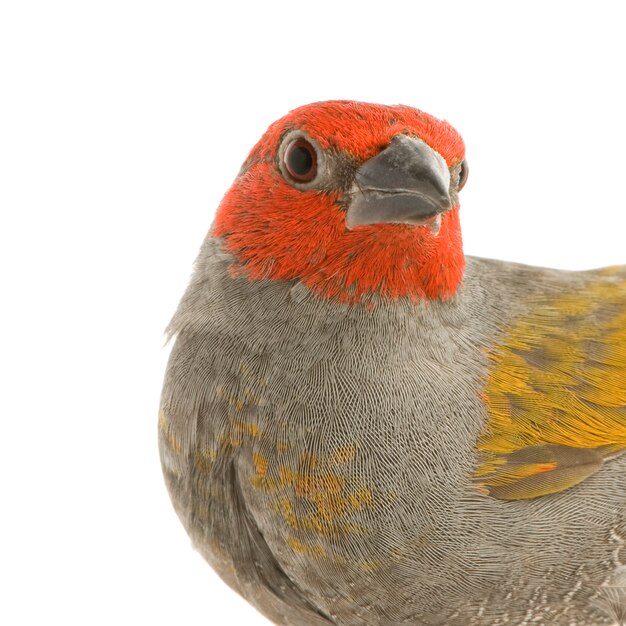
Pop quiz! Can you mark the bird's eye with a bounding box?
[283,138,318,183]
[458,159,469,190]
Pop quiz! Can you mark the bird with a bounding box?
[159,100,626,625]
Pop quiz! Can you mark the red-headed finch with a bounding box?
[160,101,626,625]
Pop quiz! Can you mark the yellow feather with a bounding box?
[475,269,626,496]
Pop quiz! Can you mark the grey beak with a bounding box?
[346,135,452,231]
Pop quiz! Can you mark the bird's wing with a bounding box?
[474,266,626,500]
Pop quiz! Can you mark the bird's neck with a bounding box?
[213,190,465,303]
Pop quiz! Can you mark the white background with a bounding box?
[1,2,625,625]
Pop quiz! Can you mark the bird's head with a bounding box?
[213,101,468,303]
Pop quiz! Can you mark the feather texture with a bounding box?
[476,267,626,499]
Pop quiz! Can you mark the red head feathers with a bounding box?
[213,101,467,303]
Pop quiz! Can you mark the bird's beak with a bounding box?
[346,135,452,235]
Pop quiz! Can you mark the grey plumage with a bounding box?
[160,238,626,625]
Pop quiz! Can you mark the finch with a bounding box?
[159,101,626,625]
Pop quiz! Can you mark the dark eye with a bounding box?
[283,138,318,183]
[458,159,469,190]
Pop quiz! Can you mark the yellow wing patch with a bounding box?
[475,268,626,500]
